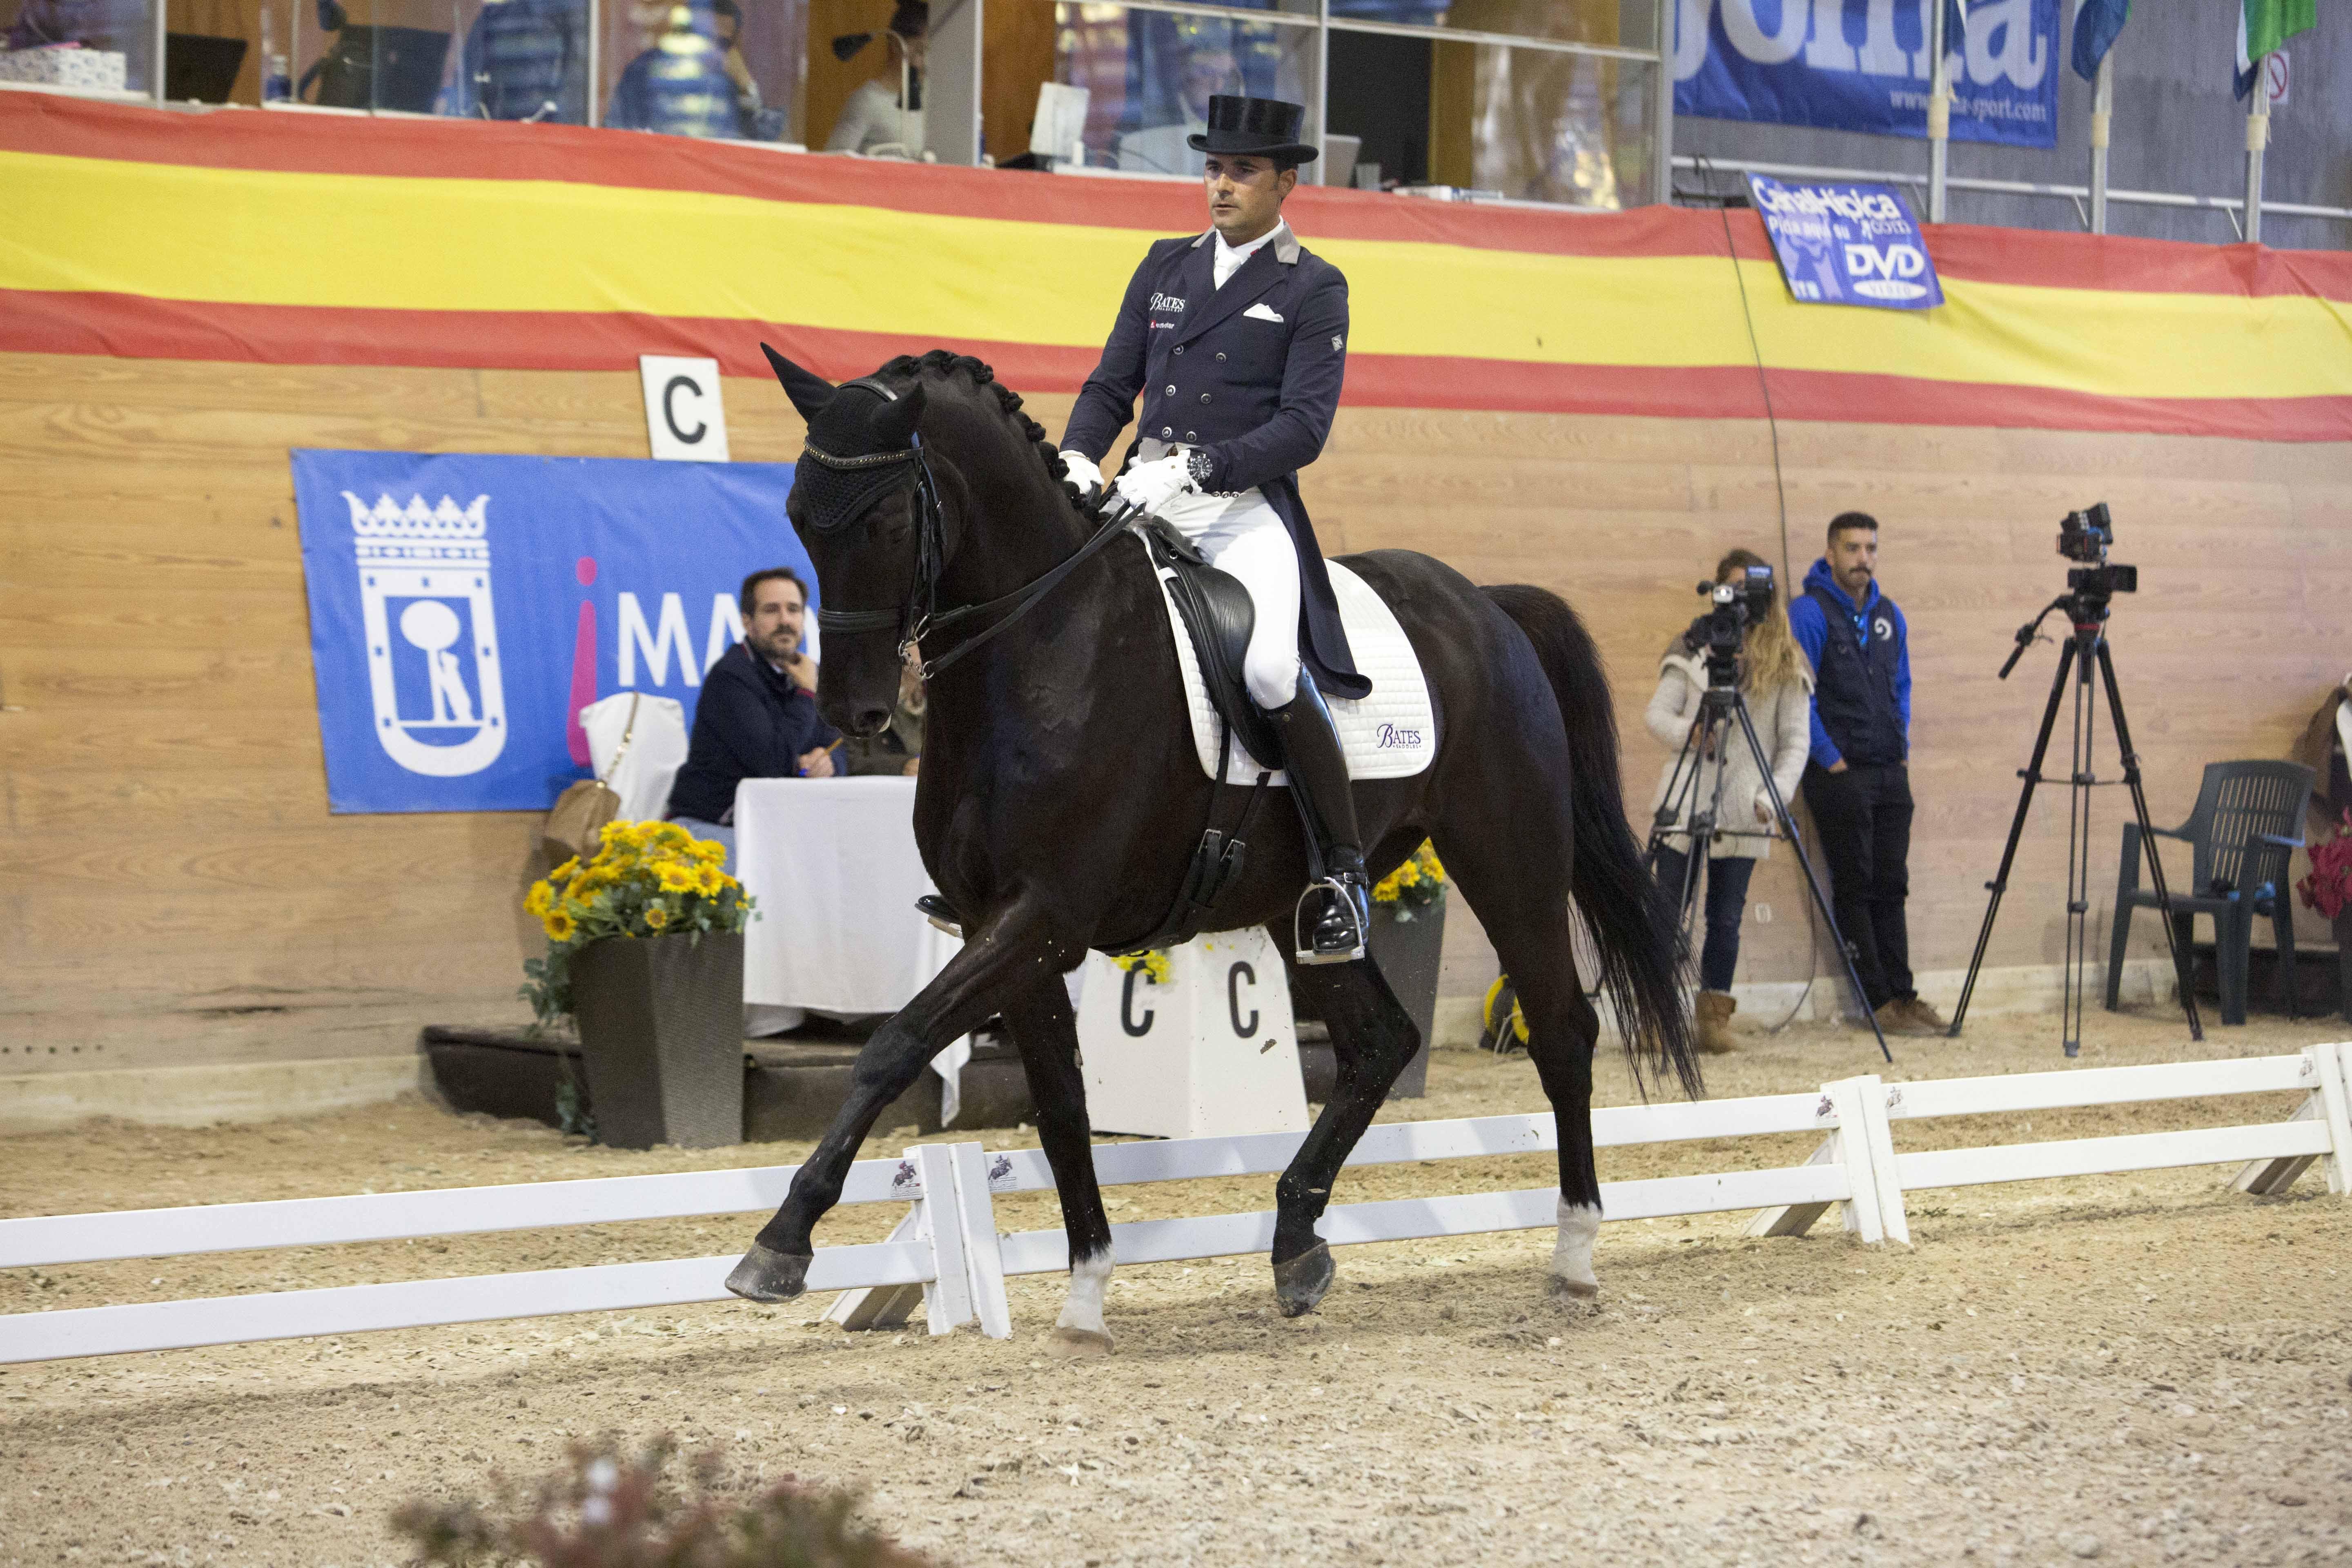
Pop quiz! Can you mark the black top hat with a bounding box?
[1187,94,1317,164]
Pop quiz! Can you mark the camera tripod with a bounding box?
[1947,585,2203,1054]
[1647,662,1892,1063]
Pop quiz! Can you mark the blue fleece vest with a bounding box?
[1805,583,1907,766]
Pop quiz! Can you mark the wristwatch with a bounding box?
[1184,448,1218,491]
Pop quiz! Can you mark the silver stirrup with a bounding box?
[1292,878,1368,966]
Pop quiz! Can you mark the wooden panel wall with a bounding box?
[2,350,2345,1076]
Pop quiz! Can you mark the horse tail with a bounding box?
[1481,584,1701,1099]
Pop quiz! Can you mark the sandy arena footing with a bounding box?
[3,1007,2349,1566]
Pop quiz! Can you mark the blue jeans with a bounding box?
[668,817,736,875]
[1652,848,1755,994]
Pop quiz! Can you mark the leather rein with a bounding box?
[802,396,1131,681]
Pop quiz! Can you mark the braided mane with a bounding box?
[875,349,1084,506]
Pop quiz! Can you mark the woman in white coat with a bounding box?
[1646,548,1813,1053]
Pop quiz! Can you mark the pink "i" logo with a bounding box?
[566,555,599,766]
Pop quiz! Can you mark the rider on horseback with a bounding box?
[1057,94,1373,965]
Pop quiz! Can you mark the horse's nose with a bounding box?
[849,705,893,737]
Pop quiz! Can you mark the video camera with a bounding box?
[2058,502,2137,597]
[1694,564,1775,682]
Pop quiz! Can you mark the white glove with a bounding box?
[1111,453,1194,516]
[1058,450,1103,501]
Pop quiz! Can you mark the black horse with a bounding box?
[727,348,1698,1348]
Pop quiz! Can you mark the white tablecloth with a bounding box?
[733,777,970,1119]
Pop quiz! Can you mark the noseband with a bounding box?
[796,381,1136,680]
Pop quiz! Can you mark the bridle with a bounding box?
[797,379,1135,681]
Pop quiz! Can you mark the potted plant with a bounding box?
[1368,840,1448,1096]
[2294,809,2352,1022]
[521,822,756,1149]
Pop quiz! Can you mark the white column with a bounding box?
[2087,49,2112,234]
[1653,0,1676,207]
[2244,102,2269,244]
[1926,0,1950,223]
[924,0,984,166]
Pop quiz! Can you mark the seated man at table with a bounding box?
[667,567,837,869]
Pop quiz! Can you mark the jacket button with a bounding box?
[1165,385,1176,396]
[1215,352,1227,361]
[1173,346,1184,355]
[1161,426,1173,437]
[1199,392,1211,403]
[1184,430,1197,441]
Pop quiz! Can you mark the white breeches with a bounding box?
[1153,486,1303,710]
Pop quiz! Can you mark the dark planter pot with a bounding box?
[2338,910,2352,1025]
[571,931,745,1150]
[1369,897,1446,1097]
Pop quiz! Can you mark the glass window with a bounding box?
[2,0,157,95]
[1332,0,1657,54]
[1430,42,1653,208]
[274,0,590,121]
[604,0,802,139]
[1050,2,1315,177]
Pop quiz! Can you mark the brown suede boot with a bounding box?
[1695,991,1740,1054]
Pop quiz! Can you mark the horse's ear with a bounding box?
[868,381,927,448]
[760,343,836,423]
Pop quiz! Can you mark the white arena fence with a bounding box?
[1,1046,2345,1363]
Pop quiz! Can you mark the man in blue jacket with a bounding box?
[1057,94,1372,965]
[1788,513,1946,1037]
[667,568,838,869]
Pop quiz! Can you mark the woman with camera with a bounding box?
[1645,548,1813,1054]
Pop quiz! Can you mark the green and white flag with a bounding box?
[2236,0,2316,99]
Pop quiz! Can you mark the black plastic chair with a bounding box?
[2106,760,2313,1025]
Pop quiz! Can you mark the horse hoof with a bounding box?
[726,1245,812,1303]
[1272,1242,1334,1318]
[1047,1326,1115,1359]
[1547,1273,1599,1301]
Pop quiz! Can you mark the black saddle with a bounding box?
[1136,517,1282,768]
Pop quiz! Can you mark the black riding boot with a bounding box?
[1265,671,1371,964]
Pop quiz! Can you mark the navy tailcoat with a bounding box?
[1061,223,1368,700]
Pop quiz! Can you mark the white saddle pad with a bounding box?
[1143,534,1438,785]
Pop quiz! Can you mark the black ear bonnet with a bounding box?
[768,343,925,535]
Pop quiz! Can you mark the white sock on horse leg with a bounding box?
[1056,1250,1114,1338]
[1551,1196,1601,1297]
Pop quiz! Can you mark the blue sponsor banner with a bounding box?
[1675,0,2061,149]
[1747,175,1944,309]
[292,451,813,814]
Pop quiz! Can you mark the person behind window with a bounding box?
[1645,547,1812,1055]
[666,568,838,871]
[1115,24,1235,176]
[824,0,925,155]
[456,0,586,122]
[605,0,758,140]
[841,644,925,777]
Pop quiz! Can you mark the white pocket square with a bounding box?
[1243,302,1285,323]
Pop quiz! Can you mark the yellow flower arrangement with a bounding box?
[1370,840,1447,920]
[518,819,757,1029]
[1111,948,1172,984]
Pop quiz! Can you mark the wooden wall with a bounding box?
[2,349,2345,1077]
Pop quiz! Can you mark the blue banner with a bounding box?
[292,451,812,814]
[1675,0,2062,149]
[1747,175,1944,309]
